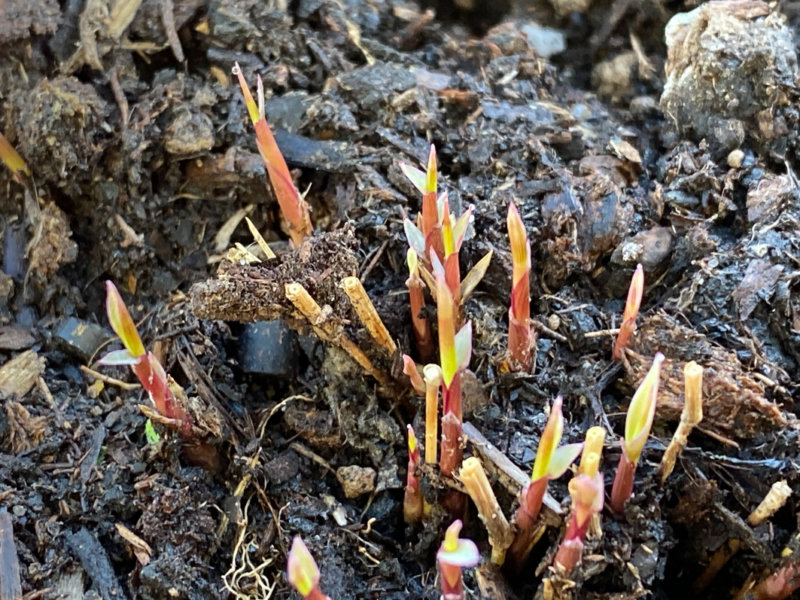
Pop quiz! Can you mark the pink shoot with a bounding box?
[404,425,424,523]
[507,202,535,371]
[610,352,664,512]
[553,473,605,574]
[402,354,425,395]
[406,249,433,360]
[100,281,191,433]
[287,536,331,600]
[613,264,644,360]
[437,520,481,600]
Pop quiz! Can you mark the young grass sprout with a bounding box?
[553,472,605,574]
[433,256,472,477]
[610,352,664,513]
[404,425,425,523]
[507,202,535,371]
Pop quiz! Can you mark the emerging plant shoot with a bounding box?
[437,520,480,600]
[233,63,312,247]
[287,536,331,600]
[610,352,664,512]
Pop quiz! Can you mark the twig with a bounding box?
[80,365,141,390]
[462,421,561,518]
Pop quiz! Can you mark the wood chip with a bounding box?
[115,523,152,566]
[0,350,46,398]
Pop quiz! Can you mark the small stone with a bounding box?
[547,314,561,331]
[336,465,376,499]
[727,149,745,168]
[163,110,214,155]
[55,317,112,361]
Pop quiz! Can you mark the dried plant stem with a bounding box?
[285,282,388,384]
[660,361,703,483]
[747,480,792,526]
[423,365,442,464]
[340,276,397,356]
[459,457,513,565]
[245,217,276,259]
[579,426,605,477]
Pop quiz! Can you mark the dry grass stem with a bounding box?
[458,457,513,565]
[340,276,397,356]
[660,361,704,483]
[423,364,442,464]
[285,282,389,384]
[747,480,792,526]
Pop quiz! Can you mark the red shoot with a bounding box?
[553,472,605,574]
[233,63,312,247]
[507,202,534,371]
[404,425,424,523]
[506,396,583,572]
[613,264,644,360]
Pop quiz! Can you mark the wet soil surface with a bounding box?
[1,0,799,599]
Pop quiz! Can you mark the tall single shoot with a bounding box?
[613,264,644,360]
[507,202,534,371]
[506,396,583,572]
[610,352,665,512]
[433,253,472,477]
[233,63,312,247]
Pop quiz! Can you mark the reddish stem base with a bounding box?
[611,452,637,513]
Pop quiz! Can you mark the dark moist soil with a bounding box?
[1,0,799,599]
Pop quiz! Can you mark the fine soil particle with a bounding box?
[0,1,799,599]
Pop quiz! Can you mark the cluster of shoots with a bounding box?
[391,147,707,584]
[233,64,312,247]
[100,281,192,436]
[399,144,488,505]
[287,537,331,600]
